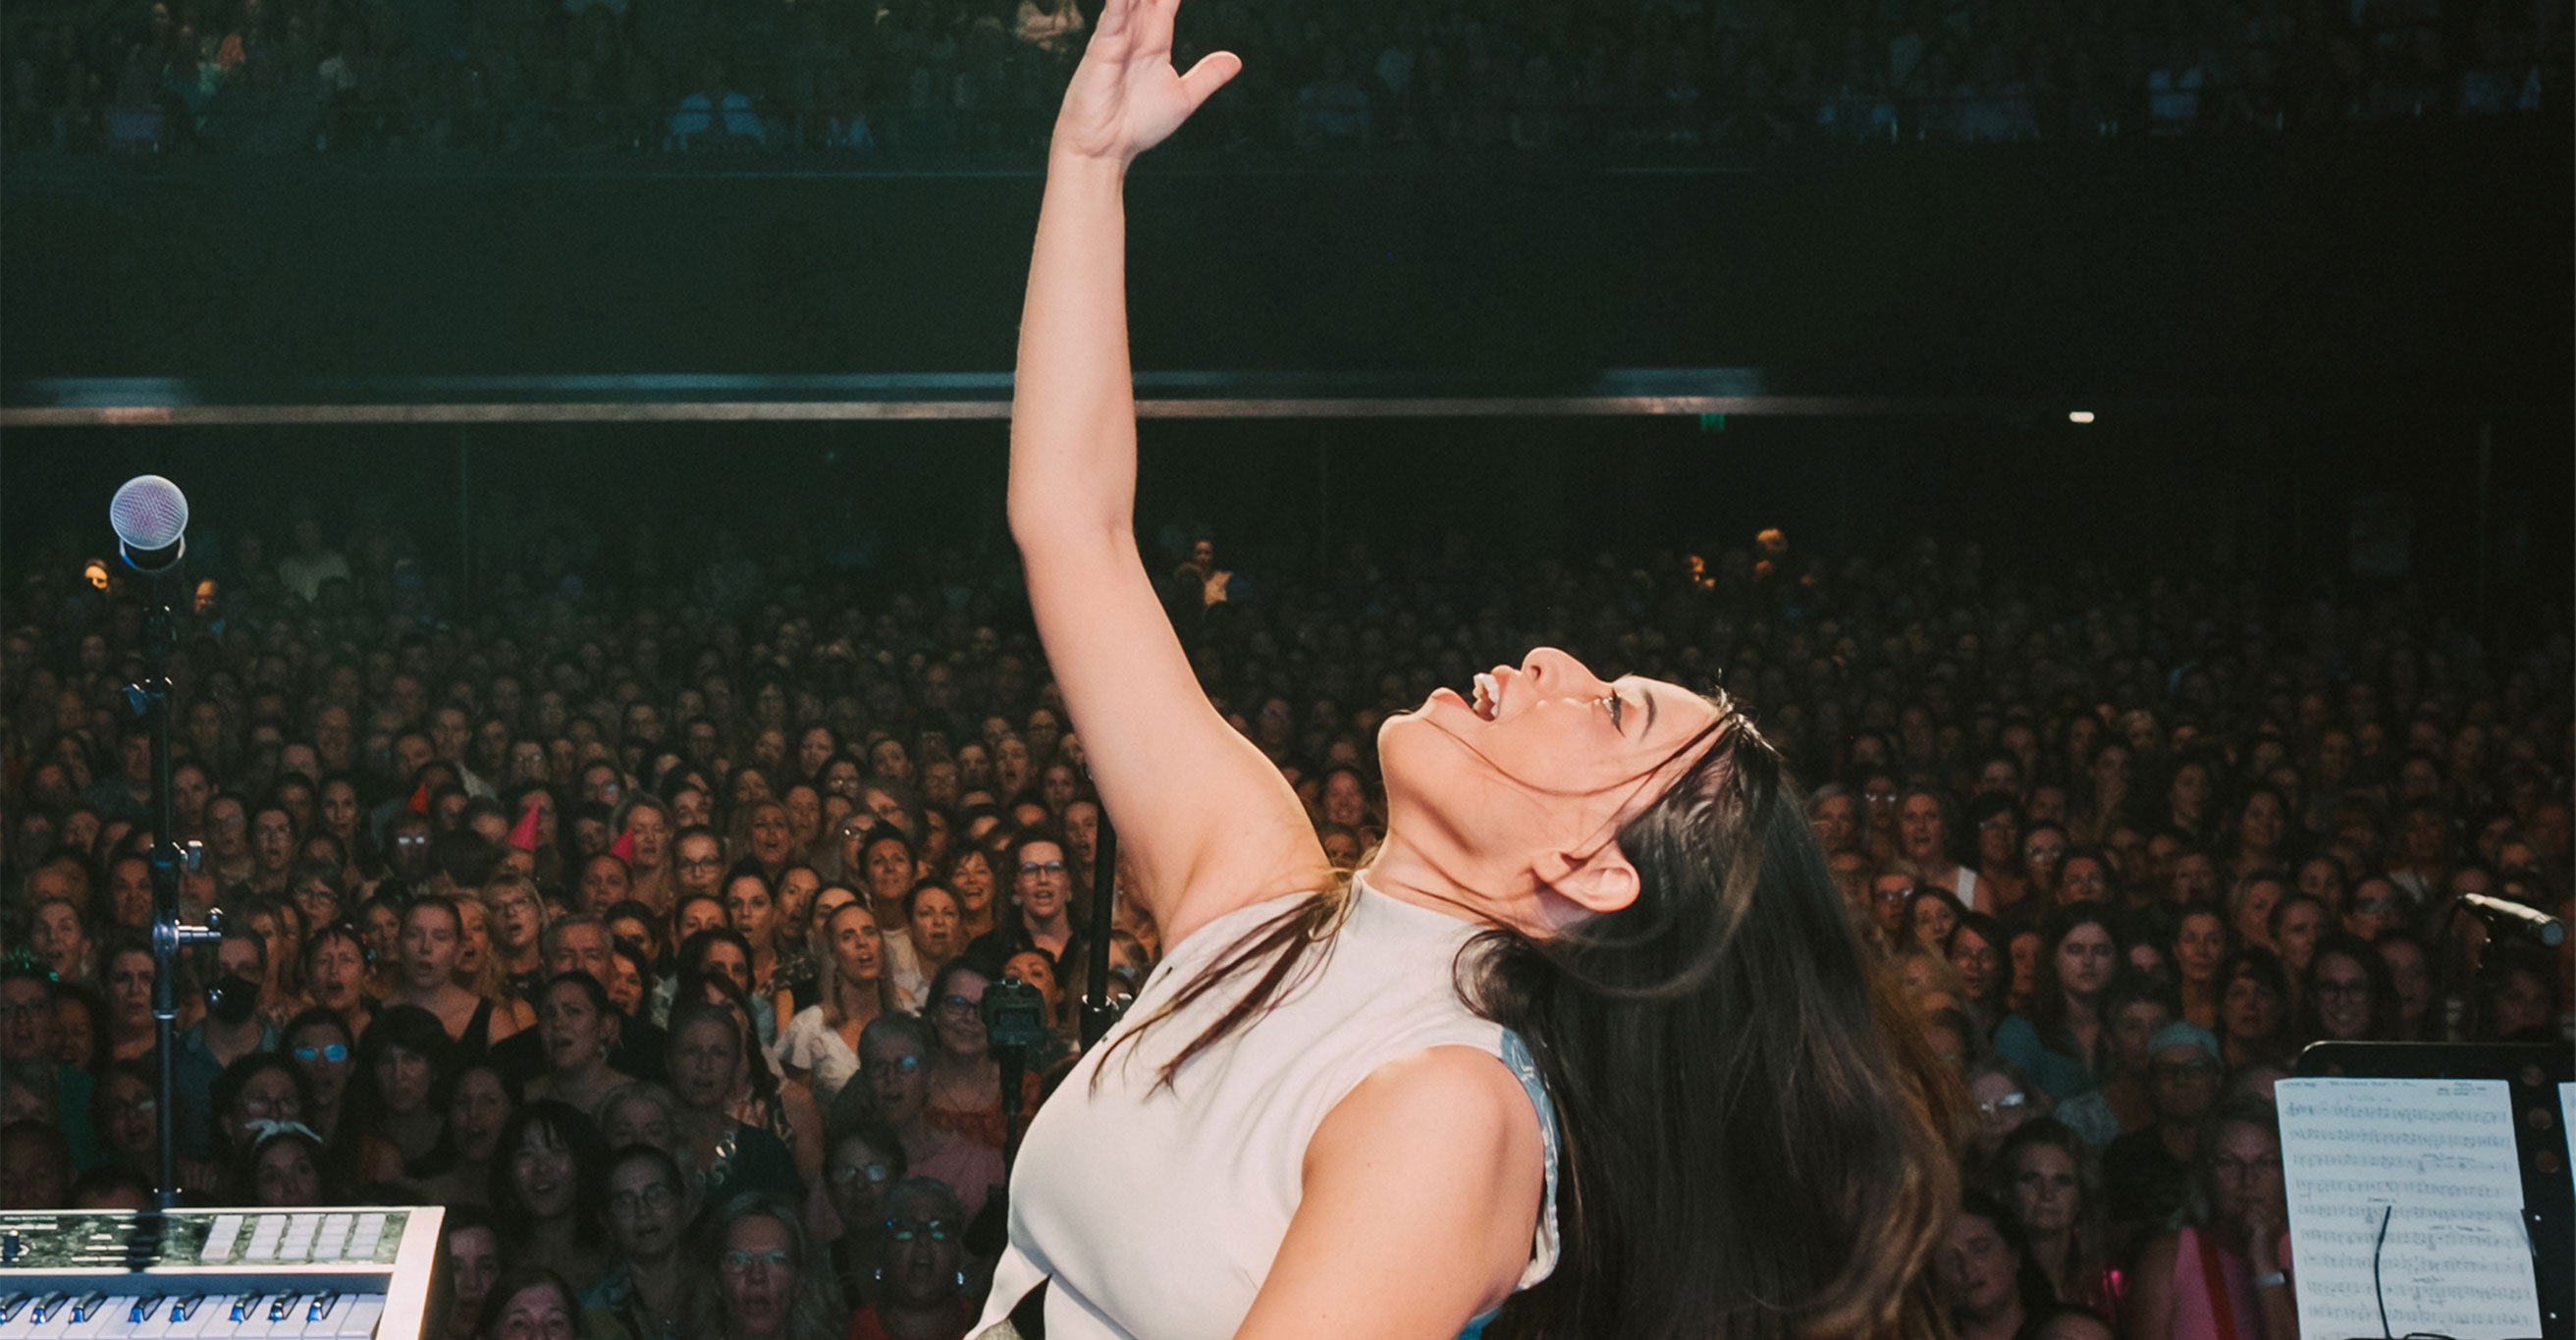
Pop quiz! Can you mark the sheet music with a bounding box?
[2277,1078,2540,1340]
[2561,1083,2574,1180]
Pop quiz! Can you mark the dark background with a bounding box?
[3,125,2568,612]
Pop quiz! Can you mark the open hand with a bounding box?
[1050,0,1240,163]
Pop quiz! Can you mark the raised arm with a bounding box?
[1012,0,1328,947]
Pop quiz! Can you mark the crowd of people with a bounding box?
[3,0,2562,156]
[0,505,2567,1339]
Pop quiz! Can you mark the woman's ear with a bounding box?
[1534,844,1640,916]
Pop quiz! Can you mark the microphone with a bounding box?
[2459,891,2566,948]
[110,475,190,574]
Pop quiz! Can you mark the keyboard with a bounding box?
[0,1208,443,1340]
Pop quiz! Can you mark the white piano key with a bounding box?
[198,1218,245,1264]
[55,1293,134,1340]
[329,1299,380,1340]
[23,1293,80,1340]
[120,1299,176,1340]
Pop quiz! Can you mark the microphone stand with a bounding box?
[127,566,222,1209]
[1079,814,1121,1049]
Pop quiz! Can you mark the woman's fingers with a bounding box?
[1176,49,1242,113]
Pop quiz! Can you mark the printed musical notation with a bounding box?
[2276,1078,2542,1340]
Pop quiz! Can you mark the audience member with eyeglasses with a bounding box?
[818,1110,909,1311]
[2120,1096,2297,1340]
[586,1144,706,1340]
[282,1005,359,1148]
[961,832,1088,974]
[707,1193,848,1340]
[849,1179,978,1340]
[2100,1022,2226,1234]
[852,1012,1001,1223]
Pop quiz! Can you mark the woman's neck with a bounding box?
[838,979,882,1028]
[2027,1228,2072,1278]
[384,1107,441,1155]
[1962,1299,2023,1340]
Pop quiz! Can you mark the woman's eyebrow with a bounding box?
[1641,686,1659,738]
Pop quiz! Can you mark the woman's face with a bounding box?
[2238,791,2285,852]
[32,902,87,974]
[627,806,671,867]
[831,905,885,983]
[776,867,820,931]
[1899,794,1945,862]
[105,950,154,1030]
[1003,949,1060,1013]
[1976,810,2018,867]
[541,983,614,1073]
[2020,831,2067,885]
[321,780,360,835]
[2222,973,2281,1044]
[798,728,836,778]
[1375,650,1723,917]
[864,839,917,905]
[724,877,777,946]
[931,970,991,1059]
[602,1096,674,1153]
[1909,896,1958,948]
[606,1157,686,1260]
[510,1124,578,1220]
[2174,913,2227,984]
[2312,951,2376,1041]
[2275,899,2325,974]
[908,886,964,962]
[445,1226,503,1337]
[676,897,727,944]
[398,905,459,990]
[881,1190,963,1309]
[699,941,751,995]
[2007,932,2043,1001]
[2234,879,2283,948]
[98,1070,157,1158]
[375,1045,434,1115]
[1949,926,2001,1000]
[2111,999,2171,1072]
[2208,1120,2285,1226]
[863,1034,928,1125]
[454,902,491,977]
[1936,1212,2020,1318]
[289,1024,354,1109]
[253,1139,321,1207]
[608,952,644,1016]
[230,1067,303,1152]
[2011,1143,2080,1235]
[2054,924,2117,999]
[672,787,712,830]
[671,1018,740,1110]
[492,1283,577,1340]
[449,1068,511,1160]
[718,1214,797,1339]
[932,854,988,919]
[749,804,793,866]
[826,1134,897,1226]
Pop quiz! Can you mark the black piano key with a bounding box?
[270,1292,304,1322]
[68,1292,105,1322]
[0,1294,28,1323]
[307,1291,342,1322]
[232,1292,262,1321]
[30,1292,69,1324]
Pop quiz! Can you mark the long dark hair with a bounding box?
[1094,697,1960,1338]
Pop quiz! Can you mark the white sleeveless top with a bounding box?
[972,876,1563,1339]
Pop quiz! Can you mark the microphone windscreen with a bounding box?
[110,475,189,552]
